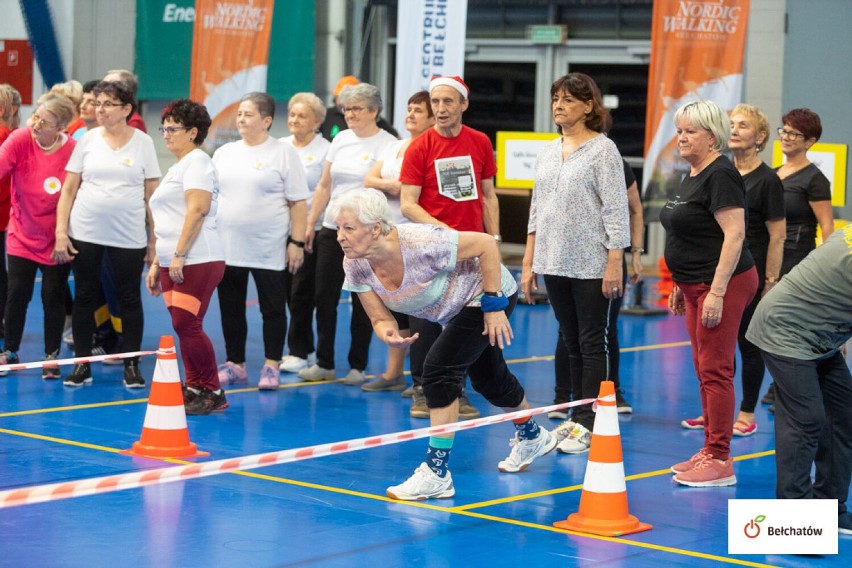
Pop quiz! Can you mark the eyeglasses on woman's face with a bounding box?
[94,100,126,109]
[777,127,806,141]
[31,113,57,129]
[158,126,189,135]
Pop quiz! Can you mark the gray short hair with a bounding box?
[337,83,383,116]
[674,100,730,151]
[329,188,393,235]
[288,92,326,124]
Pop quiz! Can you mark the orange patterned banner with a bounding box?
[642,0,750,219]
[189,0,274,150]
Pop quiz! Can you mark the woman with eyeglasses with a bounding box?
[0,93,76,377]
[775,108,834,276]
[146,99,226,415]
[754,109,835,408]
[53,81,161,388]
[297,83,396,385]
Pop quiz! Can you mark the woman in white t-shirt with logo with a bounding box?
[54,81,161,388]
[212,92,309,390]
[278,92,330,374]
[360,90,435,393]
[146,99,226,416]
[298,83,396,384]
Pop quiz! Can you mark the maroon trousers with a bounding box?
[678,267,757,460]
[160,261,225,391]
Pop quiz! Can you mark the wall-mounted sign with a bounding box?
[496,131,559,189]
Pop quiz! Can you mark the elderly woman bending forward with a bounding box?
[336,188,556,501]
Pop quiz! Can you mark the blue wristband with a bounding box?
[481,293,509,312]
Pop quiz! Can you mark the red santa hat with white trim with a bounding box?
[429,75,470,98]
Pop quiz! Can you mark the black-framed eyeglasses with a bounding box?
[94,101,126,109]
[777,127,806,141]
[342,106,366,115]
[158,126,189,135]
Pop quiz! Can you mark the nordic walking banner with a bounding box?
[642,0,750,220]
[189,0,274,151]
[393,0,468,133]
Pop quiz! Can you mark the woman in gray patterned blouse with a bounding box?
[520,73,630,455]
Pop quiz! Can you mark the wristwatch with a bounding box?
[630,247,645,254]
[288,237,306,248]
[765,275,779,283]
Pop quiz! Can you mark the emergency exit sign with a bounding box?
[529,25,567,44]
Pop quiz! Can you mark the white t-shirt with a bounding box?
[375,139,408,226]
[213,137,310,270]
[149,149,223,267]
[65,127,161,248]
[281,134,330,232]
[323,128,396,229]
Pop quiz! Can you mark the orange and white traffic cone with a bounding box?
[121,336,208,458]
[554,380,651,536]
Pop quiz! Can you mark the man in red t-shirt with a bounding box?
[400,75,502,420]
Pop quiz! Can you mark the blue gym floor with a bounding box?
[0,278,849,567]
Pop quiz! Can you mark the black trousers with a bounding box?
[422,293,524,409]
[70,239,145,361]
[545,274,617,430]
[285,230,319,359]
[4,254,71,354]
[313,227,372,371]
[217,264,289,363]
[763,350,852,514]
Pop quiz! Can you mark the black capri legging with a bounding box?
[421,293,524,409]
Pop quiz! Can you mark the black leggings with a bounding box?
[70,239,145,361]
[4,254,71,354]
[217,265,289,363]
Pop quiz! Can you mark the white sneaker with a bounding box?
[552,419,576,442]
[341,368,367,385]
[498,427,557,473]
[280,352,316,373]
[386,463,455,501]
[548,409,570,420]
[297,364,336,382]
[556,423,592,454]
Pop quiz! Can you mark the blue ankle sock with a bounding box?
[426,436,454,477]
[513,418,540,441]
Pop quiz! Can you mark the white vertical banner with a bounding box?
[393,0,468,134]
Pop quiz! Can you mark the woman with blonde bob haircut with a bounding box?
[278,92,330,374]
[662,100,757,487]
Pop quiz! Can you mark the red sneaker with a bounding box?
[674,457,736,487]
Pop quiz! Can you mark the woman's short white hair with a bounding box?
[330,188,393,235]
[674,100,730,151]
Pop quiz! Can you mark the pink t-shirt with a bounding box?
[0,127,76,264]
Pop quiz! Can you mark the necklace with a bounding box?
[35,134,61,152]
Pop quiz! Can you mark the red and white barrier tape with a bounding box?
[0,350,158,373]
[0,397,597,508]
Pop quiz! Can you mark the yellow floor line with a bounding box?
[454,449,777,511]
[0,425,779,567]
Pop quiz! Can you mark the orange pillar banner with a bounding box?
[642,0,750,220]
[189,0,274,150]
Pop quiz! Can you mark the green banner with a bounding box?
[135,0,314,100]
